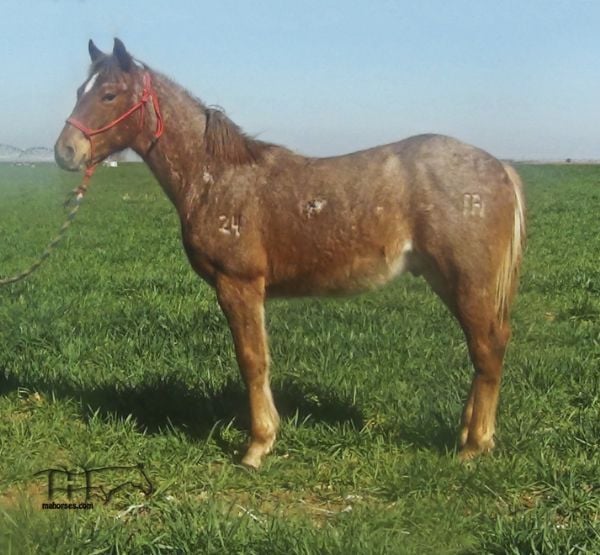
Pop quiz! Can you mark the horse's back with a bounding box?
[307,133,514,207]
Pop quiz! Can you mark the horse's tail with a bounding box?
[495,163,526,322]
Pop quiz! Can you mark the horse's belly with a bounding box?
[267,240,413,297]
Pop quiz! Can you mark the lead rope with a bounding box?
[1,72,164,287]
[0,165,96,286]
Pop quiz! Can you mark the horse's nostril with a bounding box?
[54,141,79,169]
[64,144,75,161]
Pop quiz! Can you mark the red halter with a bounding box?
[67,72,164,168]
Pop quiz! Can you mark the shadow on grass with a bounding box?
[395,416,458,455]
[0,369,459,457]
[0,371,366,459]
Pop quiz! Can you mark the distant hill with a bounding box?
[0,144,54,163]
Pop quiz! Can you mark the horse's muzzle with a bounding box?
[54,140,86,172]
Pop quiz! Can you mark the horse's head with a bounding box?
[55,38,161,171]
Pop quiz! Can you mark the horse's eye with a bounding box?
[102,93,117,102]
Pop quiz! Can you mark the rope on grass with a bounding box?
[0,166,95,287]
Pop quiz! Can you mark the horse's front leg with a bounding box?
[215,273,279,469]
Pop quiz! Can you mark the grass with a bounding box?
[0,162,598,554]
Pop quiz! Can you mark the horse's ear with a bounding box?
[113,38,132,72]
[88,39,103,62]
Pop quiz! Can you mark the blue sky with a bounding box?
[1,0,598,159]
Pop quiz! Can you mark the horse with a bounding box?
[54,38,525,469]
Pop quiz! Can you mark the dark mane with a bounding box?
[204,107,274,166]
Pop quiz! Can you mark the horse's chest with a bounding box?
[180,207,266,284]
[180,228,218,284]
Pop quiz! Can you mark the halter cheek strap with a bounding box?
[67,72,164,166]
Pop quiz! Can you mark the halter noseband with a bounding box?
[67,72,164,167]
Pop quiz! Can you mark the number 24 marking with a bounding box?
[219,215,241,237]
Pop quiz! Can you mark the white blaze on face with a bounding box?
[83,72,99,95]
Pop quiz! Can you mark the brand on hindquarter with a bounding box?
[463,193,485,217]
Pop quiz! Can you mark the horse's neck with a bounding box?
[132,71,209,207]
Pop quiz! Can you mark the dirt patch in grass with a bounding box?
[0,481,48,510]
[185,487,392,526]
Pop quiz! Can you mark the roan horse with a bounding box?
[55,39,525,469]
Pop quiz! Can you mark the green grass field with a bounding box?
[0,162,598,554]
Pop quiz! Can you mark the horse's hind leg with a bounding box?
[215,274,280,469]
[420,261,511,459]
[455,294,511,460]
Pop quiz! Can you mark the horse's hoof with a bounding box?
[241,447,265,470]
[240,457,261,471]
[458,446,480,463]
[458,437,495,462]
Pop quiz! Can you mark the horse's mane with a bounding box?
[203,107,274,166]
